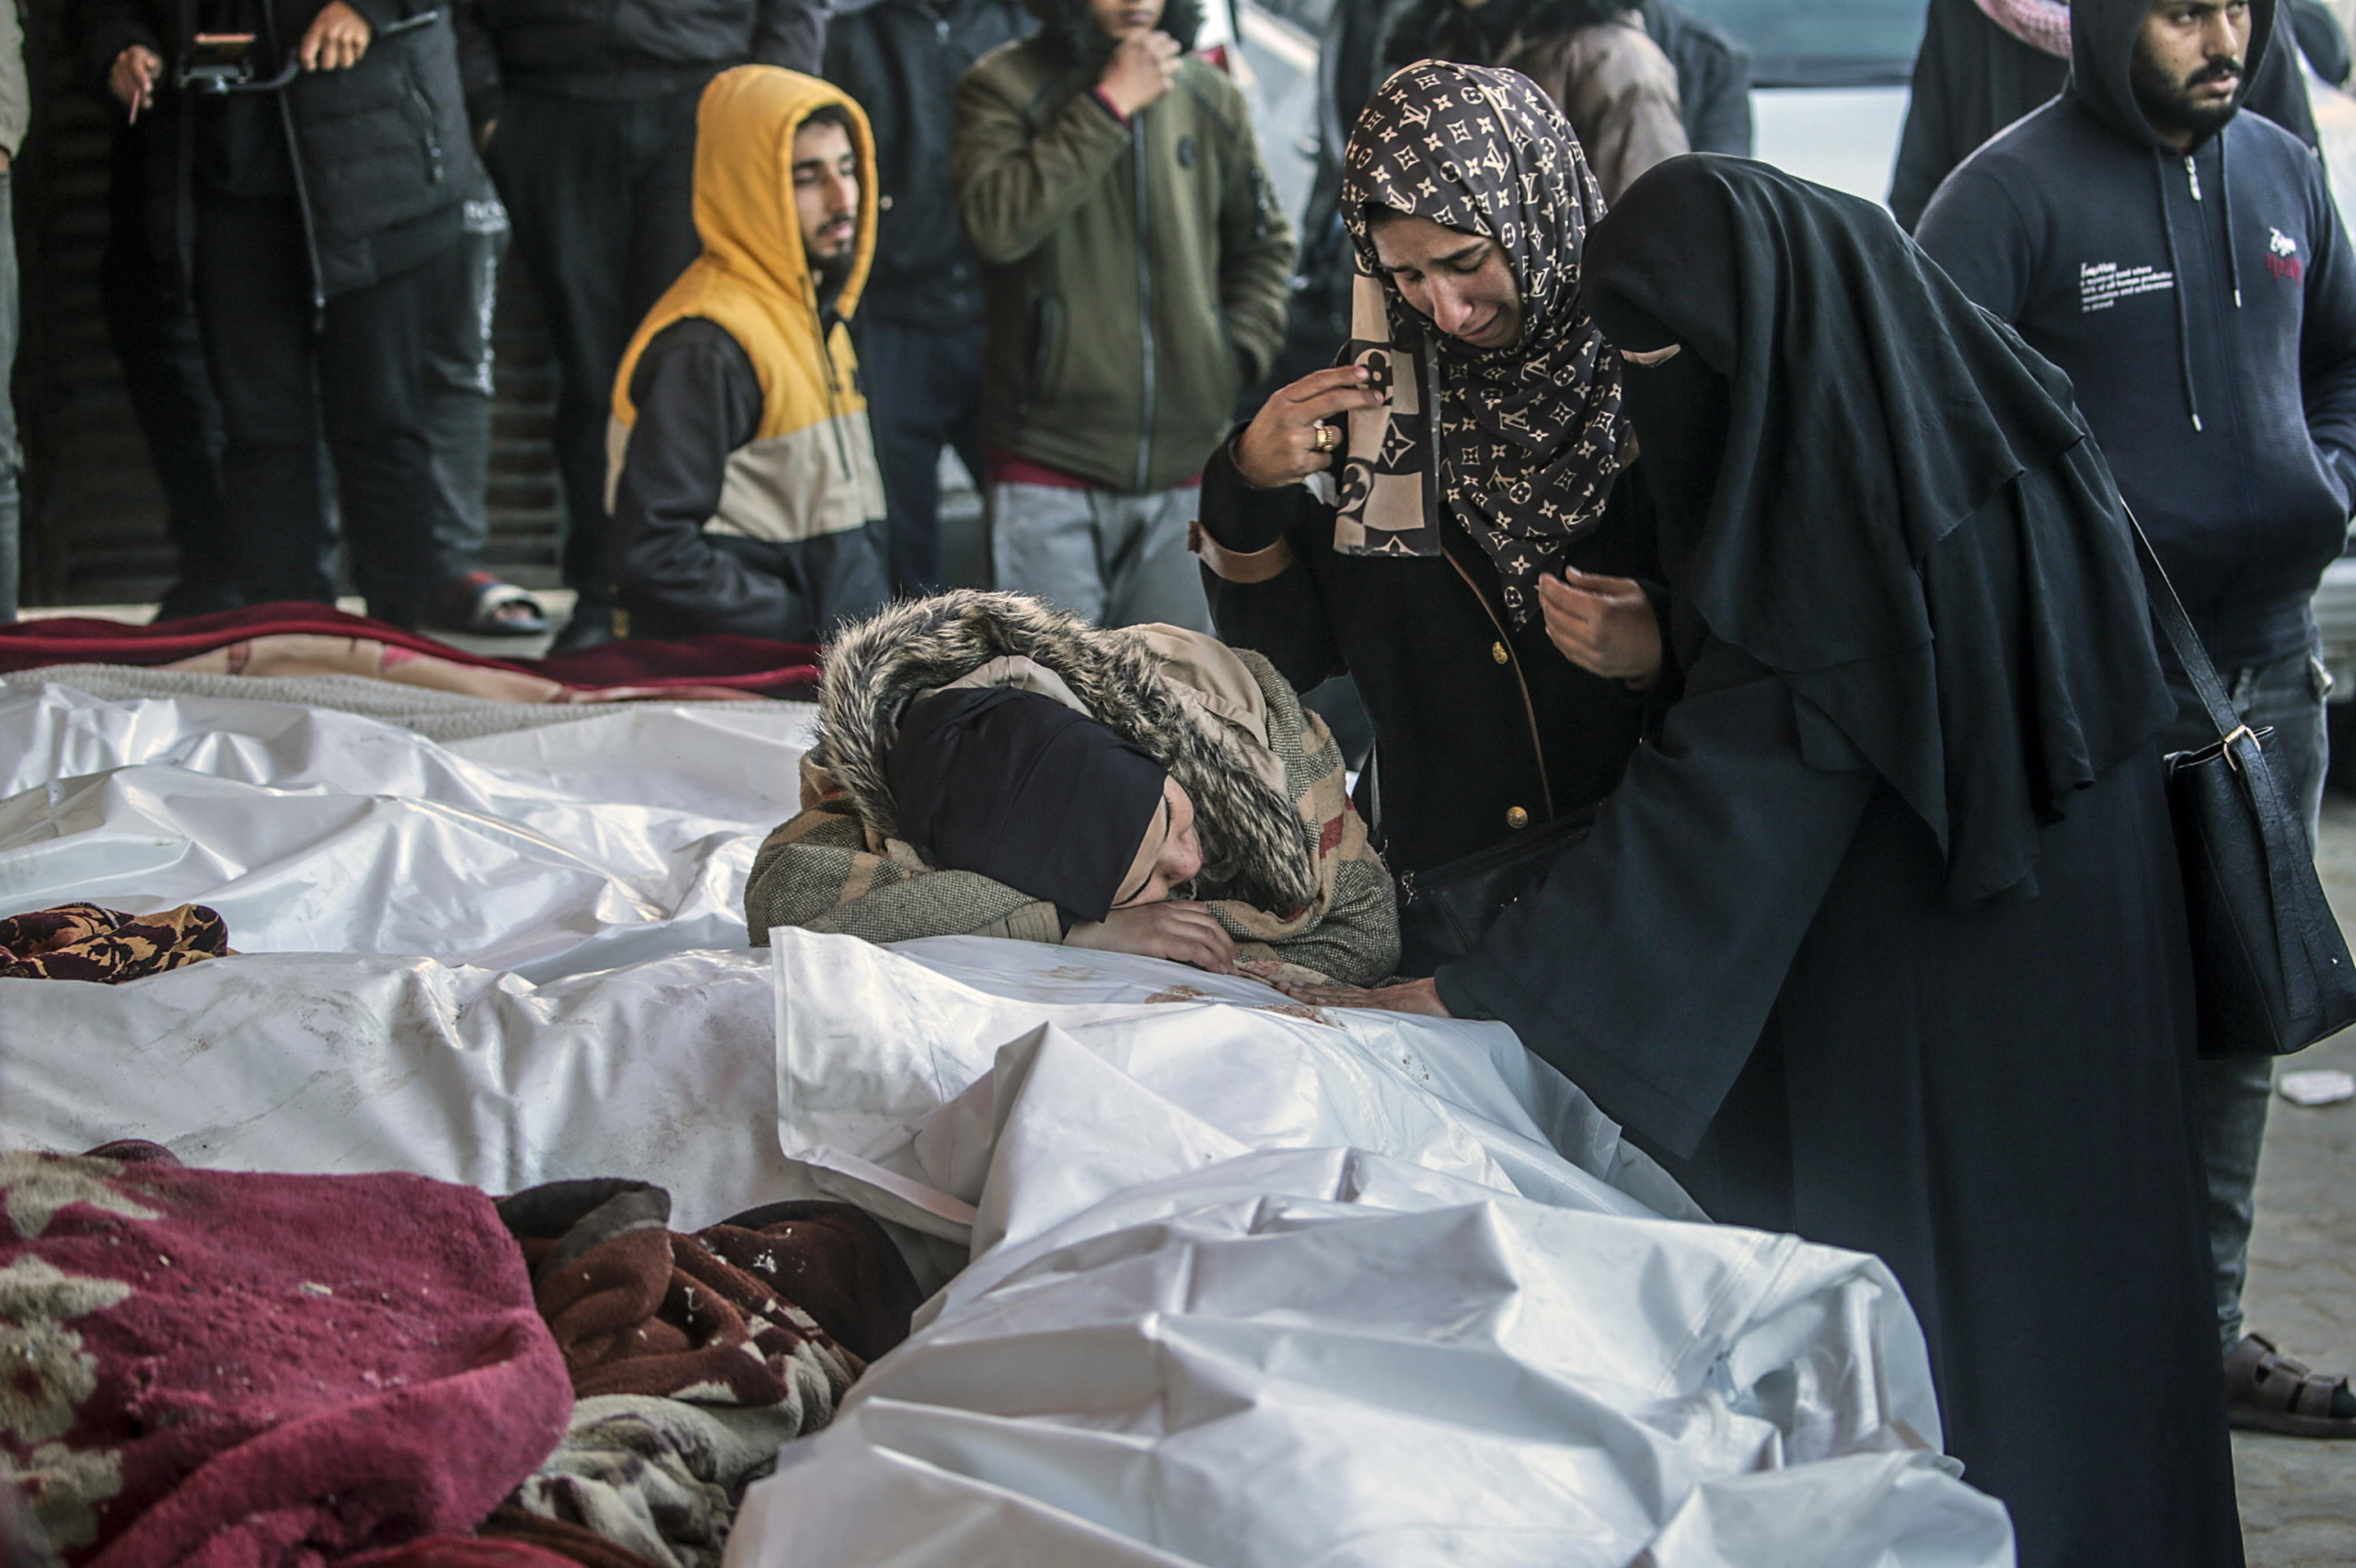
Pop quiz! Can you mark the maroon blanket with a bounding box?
[0,605,819,699]
[1,1145,572,1568]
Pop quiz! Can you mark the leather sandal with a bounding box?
[2225,1333,2356,1437]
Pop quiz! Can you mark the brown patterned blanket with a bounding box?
[0,905,231,984]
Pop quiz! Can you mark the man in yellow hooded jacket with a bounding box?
[605,66,892,644]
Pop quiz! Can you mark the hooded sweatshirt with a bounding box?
[1916,0,2356,670]
[606,66,892,641]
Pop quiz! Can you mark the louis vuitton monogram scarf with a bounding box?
[1334,60,1628,625]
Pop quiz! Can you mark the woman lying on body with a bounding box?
[742,591,1399,986]
[881,686,1229,970]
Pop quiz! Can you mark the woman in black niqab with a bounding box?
[1580,154,2176,905]
[1286,156,2241,1568]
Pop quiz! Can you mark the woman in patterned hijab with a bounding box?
[1326,58,1631,627]
[1195,59,1663,887]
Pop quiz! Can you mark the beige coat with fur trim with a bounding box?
[744,593,1398,985]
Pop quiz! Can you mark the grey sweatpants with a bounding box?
[987,479,1212,632]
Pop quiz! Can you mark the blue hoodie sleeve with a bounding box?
[1915,162,2038,324]
[2298,162,2356,513]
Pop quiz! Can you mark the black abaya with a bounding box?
[1439,587,2237,1568]
[1436,157,2242,1567]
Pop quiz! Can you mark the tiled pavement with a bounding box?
[2235,796,2356,1565]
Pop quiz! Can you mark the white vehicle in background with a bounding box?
[1679,0,1921,197]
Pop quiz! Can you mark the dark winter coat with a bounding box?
[2289,0,2351,86]
[451,0,827,122]
[81,0,483,302]
[1195,440,1659,881]
[1916,0,2356,669]
[1263,0,1415,395]
[823,0,1034,331]
[1888,0,2316,232]
[953,0,1294,490]
[1635,0,1750,156]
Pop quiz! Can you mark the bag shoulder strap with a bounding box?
[2124,503,2244,744]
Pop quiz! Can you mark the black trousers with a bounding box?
[486,85,707,605]
[101,135,235,617]
[860,319,986,594]
[192,191,461,628]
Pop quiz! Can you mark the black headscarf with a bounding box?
[888,687,1171,924]
[1578,155,2174,904]
[1334,61,1627,625]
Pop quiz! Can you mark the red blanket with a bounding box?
[1,1144,572,1568]
[0,605,819,700]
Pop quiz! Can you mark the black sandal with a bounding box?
[2225,1333,2356,1437]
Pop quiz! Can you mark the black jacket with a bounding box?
[81,0,483,302]
[823,0,1032,331]
[1888,0,2316,232]
[2289,0,2351,86]
[452,0,827,122]
[1197,439,1659,882]
[1263,0,1413,395]
[1918,0,2356,669]
[1636,0,1750,156]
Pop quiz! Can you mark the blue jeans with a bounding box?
[2160,628,2332,1350]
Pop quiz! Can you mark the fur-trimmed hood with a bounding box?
[813,592,1319,917]
[1022,0,1204,68]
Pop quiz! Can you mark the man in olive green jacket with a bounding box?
[953,0,1293,631]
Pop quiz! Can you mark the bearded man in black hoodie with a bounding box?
[1920,0,2356,1442]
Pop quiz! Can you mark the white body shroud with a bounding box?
[0,677,2015,1568]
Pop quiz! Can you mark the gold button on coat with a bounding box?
[1491,641,1509,664]
[1506,806,1530,829]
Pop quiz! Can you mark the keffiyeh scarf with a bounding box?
[1975,0,2072,59]
[1334,61,1627,625]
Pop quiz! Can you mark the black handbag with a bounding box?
[2131,514,2356,1057]
[1393,805,1596,977]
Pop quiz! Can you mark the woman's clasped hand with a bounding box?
[1538,567,1661,687]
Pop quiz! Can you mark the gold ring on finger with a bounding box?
[1312,422,1338,454]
